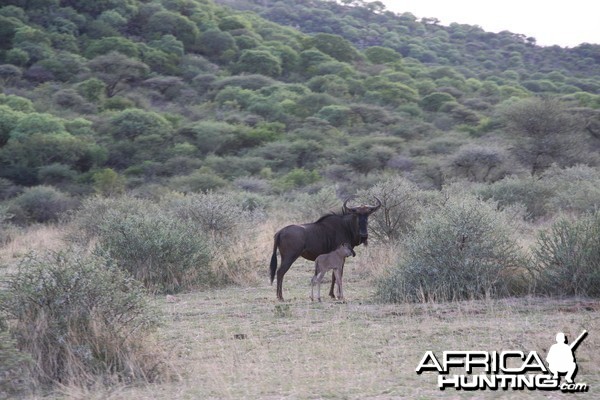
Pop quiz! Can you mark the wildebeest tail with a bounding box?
[270,232,280,284]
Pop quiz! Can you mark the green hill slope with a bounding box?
[0,0,599,219]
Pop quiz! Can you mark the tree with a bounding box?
[146,11,199,50]
[501,97,585,175]
[451,145,508,182]
[364,46,401,64]
[199,29,237,61]
[0,15,23,51]
[234,49,282,77]
[306,33,360,63]
[87,52,149,97]
[84,36,140,59]
[108,108,172,141]
[419,92,456,111]
[0,105,22,146]
[0,64,22,86]
[92,168,125,196]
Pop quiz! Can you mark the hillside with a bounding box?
[218,0,600,78]
[0,0,599,215]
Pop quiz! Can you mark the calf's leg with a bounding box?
[329,262,345,298]
[315,270,326,302]
[333,268,343,301]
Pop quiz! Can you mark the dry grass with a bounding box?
[51,257,599,400]
[3,226,599,399]
[0,225,66,271]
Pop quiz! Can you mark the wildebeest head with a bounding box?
[342,196,382,245]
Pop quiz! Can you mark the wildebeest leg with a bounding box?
[314,271,326,302]
[333,268,343,300]
[310,264,319,301]
[329,271,336,298]
[276,254,300,301]
[329,262,344,298]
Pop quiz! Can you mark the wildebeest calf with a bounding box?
[311,243,354,302]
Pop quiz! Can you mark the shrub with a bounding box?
[52,89,88,109]
[542,164,600,215]
[166,191,267,285]
[0,251,162,388]
[357,176,440,243]
[477,176,555,220]
[69,196,144,243]
[10,185,77,224]
[377,195,526,303]
[72,196,215,293]
[275,168,321,191]
[98,211,213,292]
[0,324,31,397]
[450,145,509,183]
[92,168,125,196]
[419,91,456,112]
[285,186,341,222]
[534,211,600,297]
[168,169,229,193]
[108,109,172,141]
[0,310,32,398]
[500,97,585,175]
[37,163,77,186]
[0,177,20,200]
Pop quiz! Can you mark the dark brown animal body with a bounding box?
[270,198,380,301]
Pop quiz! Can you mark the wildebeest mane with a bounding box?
[313,212,345,224]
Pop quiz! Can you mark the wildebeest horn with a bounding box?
[367,196,382,213]
[343,196,356,214]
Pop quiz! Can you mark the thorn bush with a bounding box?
[376,195,527,302]
[534,210,600,297]
[0,251,163,388]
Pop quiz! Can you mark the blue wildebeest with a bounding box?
[270,197,381,301]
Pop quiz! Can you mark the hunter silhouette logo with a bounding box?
[546,330,587,384]
[416,330,589,392]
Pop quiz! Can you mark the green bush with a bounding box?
[98,210,212,293]
[72,196,215,293]
[92,168,126,196]
[9,185,77,224]
[478,176,555,220]
[542,164,600,215]
[377,195,525,303]
[0,251,162,388]
[275,168,321,191]
[168,169,229,193]
[534,211,600,297]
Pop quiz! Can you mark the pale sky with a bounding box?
[382,0,600,48]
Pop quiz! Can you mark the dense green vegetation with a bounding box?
[0,0,598,207]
